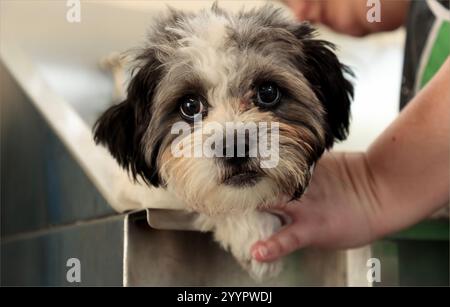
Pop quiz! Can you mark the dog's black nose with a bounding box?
[222,141,250,166]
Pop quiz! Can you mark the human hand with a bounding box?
[251,152,382,262]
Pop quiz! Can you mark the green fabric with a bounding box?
[419,21,450,89]
[388,220,449,241]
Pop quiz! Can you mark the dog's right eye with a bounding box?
[179,95,206,121]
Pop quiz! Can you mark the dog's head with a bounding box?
[94,5,353,215]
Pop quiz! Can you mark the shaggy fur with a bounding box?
[94,4,353,280]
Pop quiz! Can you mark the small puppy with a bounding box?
[94,4,353,280]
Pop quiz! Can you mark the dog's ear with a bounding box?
[93,55,162,186]
[291,23,353,148]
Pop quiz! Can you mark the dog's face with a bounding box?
[94,5,353,215]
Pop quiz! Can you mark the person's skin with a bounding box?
[283,0,410,36]
[251,56,450,262]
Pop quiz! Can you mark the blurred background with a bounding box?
[1,0,448,286]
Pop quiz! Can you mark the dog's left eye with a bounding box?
[179,95,206,121]
[255,82,281,108]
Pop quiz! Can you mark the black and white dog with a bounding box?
[94,4,352,280]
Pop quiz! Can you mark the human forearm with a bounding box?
[366,57,450,237]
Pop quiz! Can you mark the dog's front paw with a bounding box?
[208,211,283,282]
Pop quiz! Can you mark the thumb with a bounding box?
[251,222,311,262]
